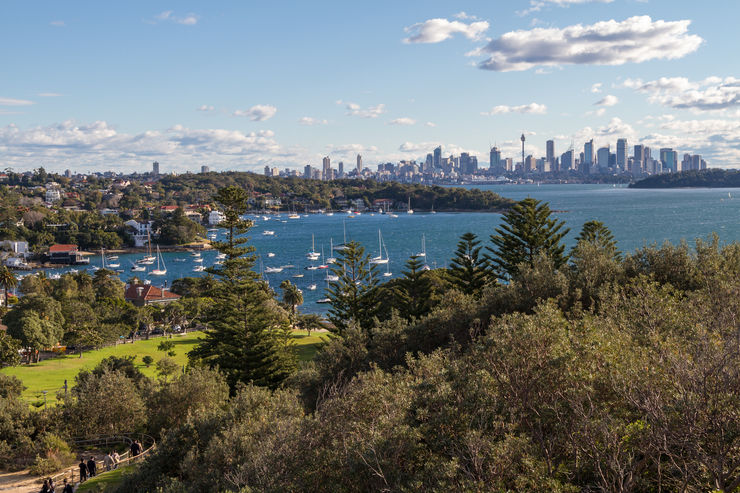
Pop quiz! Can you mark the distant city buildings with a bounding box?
[201,165,210,174]
[152,161,160,176]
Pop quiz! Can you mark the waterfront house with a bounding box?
[125,283,181,307]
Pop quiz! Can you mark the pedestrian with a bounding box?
[78,458,88,482]
[111,450,120,468]
[87,455,97,478]
[129,440,137,457]
[47,477,55,492]
[104,451,114,471]
[61,478,73,493]
[40,478,50,493]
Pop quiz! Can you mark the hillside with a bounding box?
[630,169,740,188]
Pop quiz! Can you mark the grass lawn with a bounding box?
[1,329,329,407]
[75,464,134,493]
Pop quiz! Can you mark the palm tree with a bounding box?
[280,280,303,323]
[0,266,18,307]
[298,313,325,336]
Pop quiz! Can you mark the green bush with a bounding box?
[28,434,75,475]
[142,355,154,367]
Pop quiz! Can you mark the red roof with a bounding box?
[49,244,78,253]
[160,205,179,211]
[124,284,180,302]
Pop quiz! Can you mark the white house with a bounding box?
[208,210,225,226]
[124,219,153,247]
[45,188,62,203]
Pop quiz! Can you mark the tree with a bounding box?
[0,331,21,366]
[190,186,296,390]
[573,220,620,261]
[4,294,64,362]
[448,232,488,296]
[158,340,176,356]
[298,313,325,336]
[486,197,569,279]
[395,255,433,321]
[0,267,18,307]
[280,280,303,322]
[156,357,179,383]
[327,240,379,335]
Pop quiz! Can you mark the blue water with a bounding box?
[38,184,740,313]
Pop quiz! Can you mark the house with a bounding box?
[208,210,225,226]
[124,284,181,307]
[124,220,153,247]
[47,244,89,265]
[1,240,29,256]
[45,188,62,203]
[159,205,179,213]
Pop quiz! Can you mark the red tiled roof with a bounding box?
[160,205,179,211]
[124,284,181,302]
[49,244,78,253]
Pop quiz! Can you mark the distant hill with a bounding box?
[629,169,740,188]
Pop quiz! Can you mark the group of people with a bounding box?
[39,477,73,493]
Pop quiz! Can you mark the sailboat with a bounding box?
[306,234,320,260]
[326,239,337,264]
[416,234,427,258]
[370,230,389,264]
[138,231,156,264]
[383,243,392,277]
[130,261,146,272]
[149,246,167,276]
[430,201,436,214]
[407,197,414,214]
[333,221,349,251]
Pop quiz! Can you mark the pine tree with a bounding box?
[573,220,620,261]
[486,197,569,279]
[190,186,296,390]
[448,232,488,296]
[395,255,433,320]
[327,241,379,335]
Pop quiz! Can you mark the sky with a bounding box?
[0,0,738,173]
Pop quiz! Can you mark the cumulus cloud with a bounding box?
[150,11,199,26]
[481,103,547,115]
[337,100,386,118]
[591,83,603,93]
[403,18,489,44]
[595,95,619,106]
[623,76,740,111]
[50,20,65,27]
[388,117,416,125]
[477,16,703,72]
[454,12,480,21]
[233,104,277,121]
[196,105,214,112]
[0,97,34,106]
[298,117,328,126]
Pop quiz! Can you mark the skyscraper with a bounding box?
[264,165,271,176]
[200,165,210,174]
[338,161,344,177]
[616,138,628,172]
[597,146,610,171]
[633,144,645,175]
[583,140,594,174]
[322,156,331,180]
[489,146,501,171]
[304,165,312,179]
[425,153,433,172]
[660,148,676,173]
[560,150,574,171]
[433,146,442,169]
[152,161,160,175]
[356,154,362,173]
[521,134,526,170]
[546,140,555,170]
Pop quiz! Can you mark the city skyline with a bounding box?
[0,1,738,173]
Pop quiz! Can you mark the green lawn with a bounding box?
[1,329,329,407]
[75,464,134,493]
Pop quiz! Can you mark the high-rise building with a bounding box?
[504,158,513,172]
[546,140,555,170]
[64,169,71,178]
[660,148,677,173]
[524,155,535,173]
[338,161,344,177]
[460,153,471,174]
[152,161,160,175]
[597,146,610,171]
[583,140,594,174]
[356,154,362,173]
[560,150,574,171]
[322,156,331,180]
[304,165,312,178]
[521,134,526,171]
[633,144,645,175]
[424,153,433,173]
[200,165,210,174]
[264,165,271,176]
[489,147,501,171]
[616,138,628,171]
[433,146,442,169]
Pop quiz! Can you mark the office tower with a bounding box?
[460,153,471,174]
[597,146,610,171]
[546,140,555,170]
[64,169,71,178]
[271,167,279,177]
[560,149,573,171]
[304,165,312,178]
[471,156,478,173]
[489,146,501,171]
[633,144,645,175]
[200,165,210,174]
[356,154,362,173]
[433,146,442,169]
[616,138,628,172]
[264,165,271,176]
[583,140,594,174]
[504,158,513,171]
[660,148,676,173]
[338,161,344,177]
[520,134,526,170]
[424,153,433,172]
[152,161,160,175]
[524,155,535,173]
[322,156,331,180]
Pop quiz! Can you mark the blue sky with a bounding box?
[1,0,738,173]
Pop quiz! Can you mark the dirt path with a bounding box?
[0,470,41,493]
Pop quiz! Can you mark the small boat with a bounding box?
[267,252,276,258]
[149,245,167,276]
[326,212,334,216]
[194,258,204,263]
[389,213,398,218]
[407,197,414,214]
[216,253,226,260]
[305,265,319,271]
[263,230,275,236]
[264,266,283,273]
[307,283,317,290]
[370,230,389,265]
[191,251,201,258]
[306,234,320,260]
[173,258,187,262]
[292,274,304,278]
[262,216,269,221]
[316,297,331,304]
[107,262,120,268]
[416,234,427,258]
[325,274,339,282]
[318,264,328,269]
[214,260,223,265]
[288,213,300,219]
[108,255,119,260]
[193,265,205,272]
[131,262,146,272]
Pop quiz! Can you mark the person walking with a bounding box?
[40,478,50,493]
[78,458,88,482]
[129,440,138,457]
[104,451,114,471]
[111,450,120,468]
[61,478,73,493]
[87,455,97,478]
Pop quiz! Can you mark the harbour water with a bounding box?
[37,184,740,313]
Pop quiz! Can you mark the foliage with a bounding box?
[142,355,154,367]
[448,232,489,296]
[0,331,21,366]
[630,168,740,188]
[28,433,75,475]
[393,255,434,320]
[327,240,379,334]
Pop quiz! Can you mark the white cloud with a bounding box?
[337,100,386,118]
[233,104,277,121]
[50,20,65,27]
[403,18,489,44]
[425,121,437,127]
[454,12,479,21]
[595,94,619,106]
[481,103,547,115]
[623,76,740,111]
[150,11,199,26]
[477,16,703,72]
[521,0,614,15]
[388,117,416,126]
[38,92,62,97]
[591,82,603,93]
[196,105,214,112]
[0,97,34,106]
[298,117,328,126]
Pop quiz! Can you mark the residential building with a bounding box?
[125,284,181,307]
